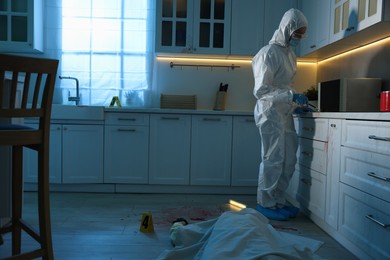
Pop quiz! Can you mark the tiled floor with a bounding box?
[1,192,358,259]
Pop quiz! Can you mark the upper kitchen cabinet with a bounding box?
[0,0,43,53]
[155,0,231,55]
[330,0,388,43]
[300,0,331,56]
[230,0,264,56]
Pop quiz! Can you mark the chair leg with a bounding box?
[11,146,23,255]
[37,144,54,260]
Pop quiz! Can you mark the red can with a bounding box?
[380,91,390,112]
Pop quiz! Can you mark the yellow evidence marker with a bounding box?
[109,96,122,108]
[140,212,154,233]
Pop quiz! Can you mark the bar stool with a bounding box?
[0,54,59,259]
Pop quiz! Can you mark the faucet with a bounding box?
[59,76,80,105]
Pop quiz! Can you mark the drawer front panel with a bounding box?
[339,184,390,260]
[105,113,149,126]
[294,117,328,142]
[298,138,327,174]
[296,165,326,220]
[340,147,390,203]
[342,120,390,154]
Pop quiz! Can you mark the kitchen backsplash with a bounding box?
[152,58,317,111]
[318,37,390,91]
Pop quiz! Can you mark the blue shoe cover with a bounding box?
[256,204,289,221]
[278,205,299,218]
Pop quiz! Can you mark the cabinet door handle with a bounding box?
[301,151,313,157]
[302,127,314,132]
[346,26,355,32]
[118,118,136,121]
[366,215,389,228]
[310,45,316,49]
[300,178,311,185]
[367,172,390,182]
[161,117,180,120]
[117,129,136,132]
[330,124,336,128]
[203,118,221,122]
[368,135,390,142]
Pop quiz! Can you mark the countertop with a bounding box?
[105,107,390,121]
[297,112,390,121]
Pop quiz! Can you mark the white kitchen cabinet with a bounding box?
[339,183,390,260]
[190,115,232,185]
[292,117,329,221]
[230,0,264,56]
[330,0,386,43]
[24,124,62,184]
[300,0,331,56]
[337,119,390,259]
[104,113,149,184]
[155,0,231,55]
[325,119,341,229]
[62,124,104,183]
[231,116,261,186]
[24,123,104,184]
[0,0,43,53]
[149,114,191,185]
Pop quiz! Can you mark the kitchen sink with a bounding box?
[51,104,104,120]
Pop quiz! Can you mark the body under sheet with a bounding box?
[158,208,323,260]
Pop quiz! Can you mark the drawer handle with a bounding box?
[300,178,311,185]
[367,172,390,182]
[203,118,221,122]
[301,151,313,157]
[366,215,389,229]
[368,135,390,142]
[161,117,180,120]
[118,118,137,121]
[245,119,255,123]
[117,129,136,132]
[302,127,314,132]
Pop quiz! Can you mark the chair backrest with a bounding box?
[0,54,59,129]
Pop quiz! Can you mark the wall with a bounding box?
[41,1,318,109]
[152,57,317,111]
[317,37,390,90]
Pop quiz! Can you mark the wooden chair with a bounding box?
[0,54,59,259]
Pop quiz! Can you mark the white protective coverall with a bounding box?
[252,9,308,208]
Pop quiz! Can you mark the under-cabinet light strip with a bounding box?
[157,36,390,65]
[156,56,315,66]
[318,36,390,64]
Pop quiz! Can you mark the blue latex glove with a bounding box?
[293,93,309,106]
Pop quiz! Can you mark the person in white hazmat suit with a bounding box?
[252,8,309,221]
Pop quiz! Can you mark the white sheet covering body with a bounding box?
[158,208,323,260]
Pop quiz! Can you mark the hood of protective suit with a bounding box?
[269,8,308,47]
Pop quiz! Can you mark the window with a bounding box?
[60,0,154,106]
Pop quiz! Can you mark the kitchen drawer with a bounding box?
[105,112,149,126]
[294,117,328,142]
[339,183,390,260]
[296,165,326,220]
[340,147,390,203]
[297,137,327,174]
[342,120,390,155]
